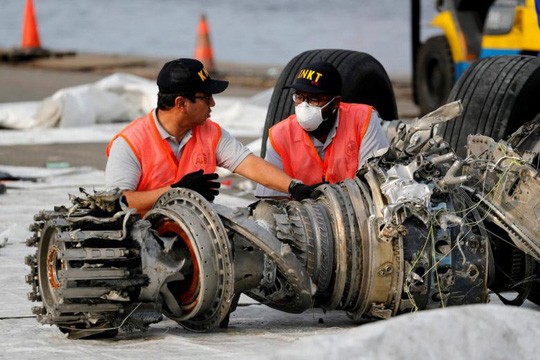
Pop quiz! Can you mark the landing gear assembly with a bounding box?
[25,53,540,338]
[26,100,540,338]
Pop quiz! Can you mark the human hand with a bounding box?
[288,180,324,201]
[171,169,220,202]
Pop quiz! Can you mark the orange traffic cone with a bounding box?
[21,0,41,49]
[194,14,215,72]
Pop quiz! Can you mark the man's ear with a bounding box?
[175,96,185,108]
[333,96,342,109]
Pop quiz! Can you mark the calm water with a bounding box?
[0,0,438,76]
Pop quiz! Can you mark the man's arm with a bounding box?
[254,138,289,198]
[122,187,171,214]
[234,153,292,194]
[105,137,141,191]
[106,137,169,213]
[217,128,291,197]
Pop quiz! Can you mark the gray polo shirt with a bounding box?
[255,110,389,197]
[105,109,251,190]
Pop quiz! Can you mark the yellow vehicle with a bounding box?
[412,0,540,114]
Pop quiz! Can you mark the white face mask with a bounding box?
[294,98,335,131]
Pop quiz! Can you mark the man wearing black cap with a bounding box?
[106,58,315,213]
[256,61,389,198]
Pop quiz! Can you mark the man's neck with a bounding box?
[309,111,338,143]
[156,109,190,141]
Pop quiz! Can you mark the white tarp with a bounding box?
[0,73,272,138]
[0,73,155,129]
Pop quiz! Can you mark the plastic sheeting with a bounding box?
[0,73,272,138]
[0,73,156,129]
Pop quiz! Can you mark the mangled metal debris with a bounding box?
[24,100,540,338]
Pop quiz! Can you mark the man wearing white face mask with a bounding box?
[256,61,389,198]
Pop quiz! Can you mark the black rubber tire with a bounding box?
[440,55,540,157]
[526,259,540,306]
[261,49,397,157]
[414,36,454,115]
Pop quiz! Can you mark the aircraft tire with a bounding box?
[441,55,540,157]
[415,35,454,115]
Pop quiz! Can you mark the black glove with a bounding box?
[172,169,220,202]
[288,180,324,201]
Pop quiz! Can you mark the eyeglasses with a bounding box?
[193,94,213,104]
[292,93,332,106]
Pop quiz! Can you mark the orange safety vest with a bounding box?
[269,103,372,184]
[106,111,221,191]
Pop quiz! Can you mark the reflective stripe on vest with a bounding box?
[269,103,372,184]
[106,111,221,191]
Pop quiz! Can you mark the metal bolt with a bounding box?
[31,306,46,315]
[25,255,36,266]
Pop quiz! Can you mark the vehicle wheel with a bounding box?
[440,55,540,157]
[414,36,454,115]
[488,228,535,307]
[507,113,540,306]
[526,260,540,306]
[261,49,397,157]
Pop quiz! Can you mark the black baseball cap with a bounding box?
[284,61,342,95]
[157,58,229,94]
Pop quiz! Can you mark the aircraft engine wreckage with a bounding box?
[25,101,540,339]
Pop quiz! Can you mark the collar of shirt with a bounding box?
[153,108,192,157]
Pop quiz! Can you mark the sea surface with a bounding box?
[0,0,438,76]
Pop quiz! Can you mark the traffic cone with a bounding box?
[21,0,41,49]
[194,14,215,72]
